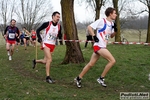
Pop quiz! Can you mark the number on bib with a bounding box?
[9,33,15,39]
[105,34,110,40]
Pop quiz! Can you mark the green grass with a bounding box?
[0,42,150,100]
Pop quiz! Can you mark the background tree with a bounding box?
[112,0,121,42]
[78,0,106,20]
[138,0,150,43]
[112,0,131,42]
[61,0,85,64]
[85,0,106,20]
[15,0,52,31]
[0,0,15,36]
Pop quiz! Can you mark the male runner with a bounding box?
[4,19,19,60]
[74,7,118,88]
[33,11,62,84]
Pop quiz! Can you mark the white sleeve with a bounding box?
[90,19,105,30]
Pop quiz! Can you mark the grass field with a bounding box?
[0,39,150,100]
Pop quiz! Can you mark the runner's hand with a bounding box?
[93,35,99,42]
[112,23,117,32]
[37,38,42,43]
[4,35,7,39]
[40,42,44,50]
[15,33,18,37]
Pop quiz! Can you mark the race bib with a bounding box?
[9,33,15,39]
[48,34,57,40]
[105,34,110,40]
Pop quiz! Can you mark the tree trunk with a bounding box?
[146,7,150,43]
[113,0,121,42]
[61,0,85,64]
[95,0,100,20]
[95,0,104,20]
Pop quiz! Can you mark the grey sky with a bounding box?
[51,0,148,23]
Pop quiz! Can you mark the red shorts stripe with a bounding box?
[6,40,16,44]
[44,43,55,52]
[93,46,106,53]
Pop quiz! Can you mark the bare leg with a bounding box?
[23,38,27,50]
[43,47,52,76]
[97,49,116,77]
[33,40,36,47]
[10,44,15,56]
[6,43,11,55]
[36,56,46,64]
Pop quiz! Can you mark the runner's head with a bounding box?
[52,11,60,23]
[10,19,16,27]
[23,27,26,31]
[105,7,117,20]
[31,29,35,32]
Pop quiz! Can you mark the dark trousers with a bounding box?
[85,35,93,48]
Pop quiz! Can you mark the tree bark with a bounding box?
[113,0,121,42]
[61,0,85,64]
[95,0,100,20]
[95,0,104,20]
[146,6,150,42]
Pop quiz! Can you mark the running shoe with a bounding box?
[9,56,12,61]
[97,78,107,87]
[32,59,36,69]
[74,77,81,88]
[7,51,10,56]
[46,77,55,84]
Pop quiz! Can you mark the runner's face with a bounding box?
[110,10,117,20]
[11,20,16,27]
[53,13,60,23]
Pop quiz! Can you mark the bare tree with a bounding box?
[78,0,106,20]
[112,0,131,42]
[61,0,85,64]
[15,0,52,31]
[138,0,150,42]
[112,0,121,42]
[86,0,106,20]
[0,0,15,36]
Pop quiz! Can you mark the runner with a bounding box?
[22,27,30,50]
[31,29,36,47]
[33,11,61,84]
[74,7,118,88]
[4,19,19,60]
[16,30,21,52]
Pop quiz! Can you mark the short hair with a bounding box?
[52,11,60,18]
[10,19,16,22]
[23,27,26,29]
[105,7,116,17]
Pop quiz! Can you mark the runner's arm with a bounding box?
[36,22,49,43]
[110,32,117,38]
[57,25,62,39]
[87,25,95,36]
[16,27,20,37]
[24,29,30,36]
[4,26,9,35]
[111,23,117,38]
[4,26,9,39]
[87,25,99,42]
